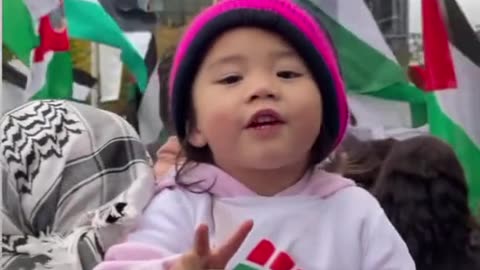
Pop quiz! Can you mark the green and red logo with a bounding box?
[233,239,302,270]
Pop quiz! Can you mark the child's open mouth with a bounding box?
[247,109,285,128]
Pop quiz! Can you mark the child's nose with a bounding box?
[246,77,280,103]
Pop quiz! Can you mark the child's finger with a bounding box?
[209,220,254,267]
[194,224,211,257]
[171,252,204,270]
[171,225,210,270]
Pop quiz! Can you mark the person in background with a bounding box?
[337,133,397,190]
[95,0,414,269]
[373,135,480,270]
[331,111,398,189]
[148,47,186,178]
[146,47,177,161]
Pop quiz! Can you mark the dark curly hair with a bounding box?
[372,135,480,270]
[334,133,397,190]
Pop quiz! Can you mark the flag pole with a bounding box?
[90,42,100,107]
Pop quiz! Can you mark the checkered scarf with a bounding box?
[1,100,156,270]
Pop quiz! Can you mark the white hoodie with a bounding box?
[95,163,415,270]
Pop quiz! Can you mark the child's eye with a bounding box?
[216,75,242,85]
[277,71,302,79]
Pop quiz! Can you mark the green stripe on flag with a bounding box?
[3,0,39,65]
[425,93,480,210]
[410,102,428,128]
[297,0,425,104]
[65,0,148,91]
[367,82,425,104]
[33,52,74,99]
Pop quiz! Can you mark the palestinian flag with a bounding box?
[410,0,480,209]
[3,0,39,65]
[3,0,147,103]
[3,4,95,106]
[296,0,427,136]
[2,0,74,100]
[27,8,74,100]
[65,0,148,91]
[2,61,28,114]
[121,32,168,145]
[2,0,96,106]
[72,68,98,101]
[1,58,96,113]
[98,0,157,31]
[136,36,166,144]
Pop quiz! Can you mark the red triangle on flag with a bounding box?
[409,0,457,91]
[33,14,69,62]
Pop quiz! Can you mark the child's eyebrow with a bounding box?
[205,54,246,71]
[269,49,298,59]
[205,49,298,71]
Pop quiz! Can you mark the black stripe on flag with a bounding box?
[2,64,97,90]
[2,63,27,89]
[440,0,480,68]
[144,36,158,77]
[73,68,97,88]
[99,0,156,31]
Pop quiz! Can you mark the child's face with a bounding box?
[189,27,322,173]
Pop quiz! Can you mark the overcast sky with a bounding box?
[409,0,480,32]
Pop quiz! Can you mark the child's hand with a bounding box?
[172,220,254,270]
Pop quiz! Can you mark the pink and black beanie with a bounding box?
[169,0,349,161]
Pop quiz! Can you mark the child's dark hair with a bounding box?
[372,135,480,270]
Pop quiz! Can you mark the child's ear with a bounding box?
[187,125,208,148]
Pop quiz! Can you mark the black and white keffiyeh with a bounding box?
[1,100,156,270]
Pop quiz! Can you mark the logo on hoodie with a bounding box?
[233,239,302,270]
